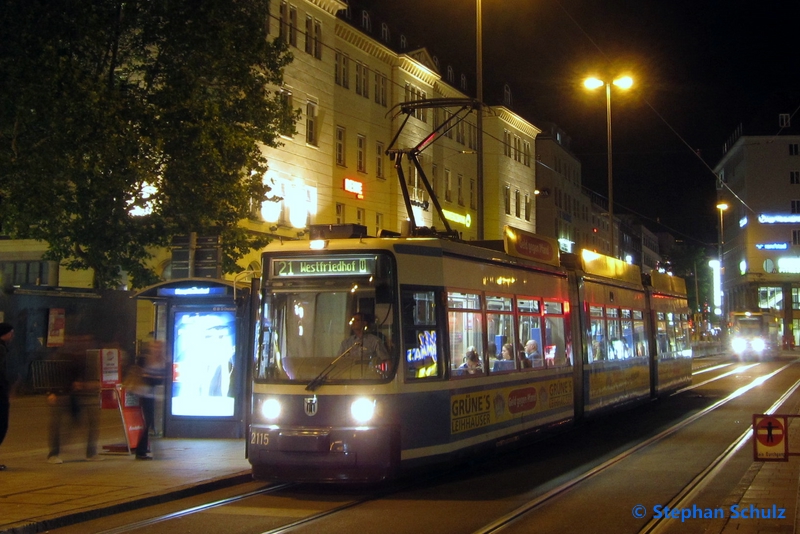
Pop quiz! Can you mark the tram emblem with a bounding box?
[304,396,318,416]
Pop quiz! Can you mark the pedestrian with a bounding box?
[134,341,165,460]
[47,352,103,464]
[0,322,15,471]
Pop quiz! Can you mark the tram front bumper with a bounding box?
[248,424,399,482]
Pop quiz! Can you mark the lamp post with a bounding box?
[716,202,729,322]
[584,76,633,258]
[475,0,484,240]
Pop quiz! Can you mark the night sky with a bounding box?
[354,0,800,247]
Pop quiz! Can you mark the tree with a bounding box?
[0,0,298,289]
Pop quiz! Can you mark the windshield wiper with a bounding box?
[306,341,361,392]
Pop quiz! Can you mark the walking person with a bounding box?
[134,341,165,460]
[0,323,14,471]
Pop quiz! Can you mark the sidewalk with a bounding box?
[0,395,251,534]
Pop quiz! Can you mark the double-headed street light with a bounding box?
[584,75,633,258]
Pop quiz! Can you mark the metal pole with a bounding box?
[718,207,724,326]
[476,0,484,240]
[606,83,614,258]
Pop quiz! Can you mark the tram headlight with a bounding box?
[731,337,747,353]
[751,337,766,352]
[350,398,376,424]
[260,398,282,420]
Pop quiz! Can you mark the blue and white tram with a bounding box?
[247,225,692,482]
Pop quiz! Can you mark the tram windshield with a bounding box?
[254,253,397,385]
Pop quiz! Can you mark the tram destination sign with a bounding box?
[271,255,376,278]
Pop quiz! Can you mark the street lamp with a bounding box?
[584,75,633,258]
[475,0,484,240]
[716,202,729,318]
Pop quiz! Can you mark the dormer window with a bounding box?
[432,56,439,70]
[447,66,454,83]
[503,84,512,107]
[361,10,371,32]
[400,34,407,50]
[381,22,390,42]
[780,113,791,128]
[460,74,467,91]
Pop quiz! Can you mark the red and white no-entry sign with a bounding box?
[753,414,789,461]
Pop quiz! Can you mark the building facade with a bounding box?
[713,112,800,345]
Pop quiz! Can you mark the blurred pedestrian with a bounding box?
[47,352,103,464]
[0,322,14,471]
[134,341,165,460]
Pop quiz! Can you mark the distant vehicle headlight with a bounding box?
[751,338,766,352]
[351,398,376,424]
[261,398,281,420]
[731,337,747,353]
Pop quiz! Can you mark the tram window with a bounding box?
[588,308,606,363]
[517,298,540,314]
[486,295,513,311]
[518,307,544,369]
[544,315,569,367]
[448,291,481,310]
[606,308,622,359]
[633,310,644,320]
[448,309,484,377]
[402,289,441,380]
[487,310,515,373]
[633,319,647,357]
[544,301,563,314]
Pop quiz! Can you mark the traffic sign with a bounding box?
[753,414,789,461]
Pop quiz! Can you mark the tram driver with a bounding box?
[339,312,390,372]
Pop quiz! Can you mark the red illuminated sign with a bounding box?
[343,178,364,199]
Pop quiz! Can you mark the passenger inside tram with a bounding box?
[457,347,482,375]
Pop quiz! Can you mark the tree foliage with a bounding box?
[0,0,297,288]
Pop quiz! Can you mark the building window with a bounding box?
[792,200,800,214]
[335,51,349,88]
[444,110,453,138]
[791,143,799,156]
[457,174,464,206]
[355,63,369,98]
[460,74,467,91]
[1,261,52,286]
[336,126,346,166]
[470,178,476,209]
[504,186,511,215]
[400,34,407,49]
[503,130,512,157]
[305,101,318,146]
[336,203,345,224]
[468,122,477,150]
[780,114,791,128]
[524,193,531,221]
[280,2,297,46]
[376,212,383,236]
[376,141,385,179]
[515,189,521,217]
[445,169,452,202]
[374,72,387,106]
[794,230,800,246]
[404,83,427,123]
[314,20,322,59]
[278,89,294,137]
[447,66,454,83]
[357,207,365,226]
[523,141,531,166]
[792,171,800,185]
[361,10,371,31]
[357,134,366,172]
[758,287,783,310]
[304,15,313,54]
[380,22,390,43]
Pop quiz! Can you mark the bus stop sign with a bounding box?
[753,415,788,461]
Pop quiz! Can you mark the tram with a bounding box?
[729,310,780,360]
[246,224,693,482]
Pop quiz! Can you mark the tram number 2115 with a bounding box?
[251,431,270,446]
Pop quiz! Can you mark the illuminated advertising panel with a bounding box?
[171,308,236,417]
[271,255,376,278]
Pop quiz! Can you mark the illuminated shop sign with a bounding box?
[343,178,364,199]
[739,216,748,227]
[756,243,788,250]
[442,209,472,228]
[271,255,376,278]
[758,214,800,224]
[157,287,228,297]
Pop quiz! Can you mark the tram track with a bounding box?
[69,358,798,534]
